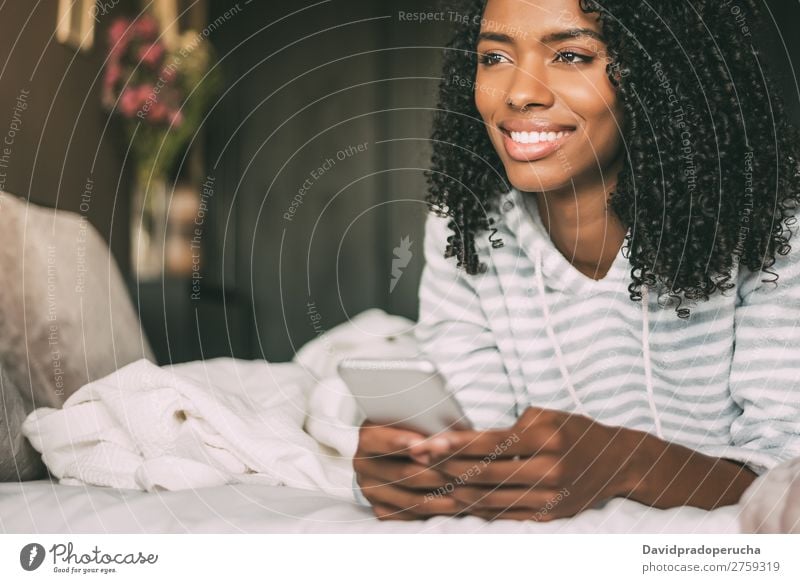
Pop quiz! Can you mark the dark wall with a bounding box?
[0,0,138,268]
[762,1,800,122]
[204,0,456,362]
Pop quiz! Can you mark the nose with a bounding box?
[505,58,555,111]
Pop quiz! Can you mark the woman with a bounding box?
[354,0,800,521]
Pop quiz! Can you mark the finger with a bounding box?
[436,456,562,488]
[371,503,422,521]
[406,434,457,460]
[434,425,560,459]
[471,502,573,521]
[358,476,463,516]
[357,423,427,456]
[355,458,453,490]
[389,429,452,455]
[449,485,560,512]
[470,508,555,521]
[432,429,525,458]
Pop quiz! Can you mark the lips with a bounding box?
[496,119,577,162]
[498,126,575,162]
[499,119,577,133]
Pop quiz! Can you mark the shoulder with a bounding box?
[736,207,800,302]
[421,191,515,267]
[421,210,453,260]
[422,209,450,239]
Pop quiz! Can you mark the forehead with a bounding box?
[480,0,602,36]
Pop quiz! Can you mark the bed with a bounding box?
[2,307,796,534]
[13,307,793,536]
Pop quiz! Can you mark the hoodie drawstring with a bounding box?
[533,246,664,440]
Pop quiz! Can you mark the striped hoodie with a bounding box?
[414,187,800,475]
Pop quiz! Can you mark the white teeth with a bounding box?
[508,130,570,144]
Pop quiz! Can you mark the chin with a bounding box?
[504,166,574,194]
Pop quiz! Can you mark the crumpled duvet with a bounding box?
[21,308,418,500]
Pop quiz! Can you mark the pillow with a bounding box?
[1,366,47,480]
[0,191,154,481]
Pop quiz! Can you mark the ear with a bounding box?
[608,61,624,85]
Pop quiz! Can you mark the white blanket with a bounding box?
[22,357,357,497]
[21,308,418,499]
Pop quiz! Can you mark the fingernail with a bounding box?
[429,437,450,450]
[391,437,411,449]
[411,453,431,465]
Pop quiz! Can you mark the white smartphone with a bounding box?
[336,358,473,435]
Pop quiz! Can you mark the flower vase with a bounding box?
[131,175,169,280]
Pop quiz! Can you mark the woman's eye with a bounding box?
[554,50,595,65]
[478,52,508,66]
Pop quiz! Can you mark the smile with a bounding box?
[509,130,569,144]
[500,128,575,162]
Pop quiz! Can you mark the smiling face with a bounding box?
[475,0,624,194]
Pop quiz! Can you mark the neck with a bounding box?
[529,156,627,280]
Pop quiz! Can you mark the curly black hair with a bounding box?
[424,0,800,318]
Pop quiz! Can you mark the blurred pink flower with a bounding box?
[148,102,169,124]
[138,42,165,68]
[133,15,159,42]
[108,19,130,47]
[118,88,140,118]
[104,61,121,90]
[137,84,155,104]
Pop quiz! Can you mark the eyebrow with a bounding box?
[477,27,605,45]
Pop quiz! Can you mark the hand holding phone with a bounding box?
[339,358,474,517]
[336,358,473,436]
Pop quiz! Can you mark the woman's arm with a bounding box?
[618,426,758,511]
[713,215,800,475]
[405,407,760,521]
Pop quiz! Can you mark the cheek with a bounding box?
[474,77,503,121]
[564,78,618,124]
[563,82,622,157]
[474,67,515,116]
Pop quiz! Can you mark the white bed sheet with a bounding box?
[0,480,741,534]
